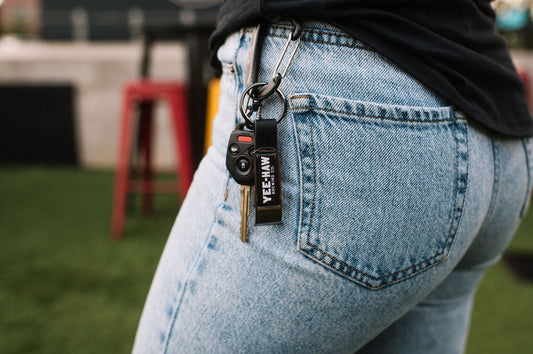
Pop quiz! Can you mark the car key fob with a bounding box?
[226,122,255,185]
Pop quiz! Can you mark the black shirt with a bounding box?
[209,0,533,137]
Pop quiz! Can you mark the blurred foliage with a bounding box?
[0,167,175,353]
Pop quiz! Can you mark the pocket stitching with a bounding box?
[296,101,469,289]
[290,94,462,123]
[307,116,318,242]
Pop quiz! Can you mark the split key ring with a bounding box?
[239,82,287,129]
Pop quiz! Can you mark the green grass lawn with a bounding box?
[0,166,531,354]
[0,167,173,354]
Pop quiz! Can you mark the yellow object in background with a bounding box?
[204,78,221,154]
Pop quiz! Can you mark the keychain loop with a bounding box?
[240,82,286,128]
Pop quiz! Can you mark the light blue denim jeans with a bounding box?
[133,21,533,354]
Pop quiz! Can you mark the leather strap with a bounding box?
[254,119,277,149]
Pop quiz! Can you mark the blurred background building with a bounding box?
[0,0,41,37]
[0,0,219,39]
[494,0,533,48]
[0,0,220,169]
[0,0,532,170]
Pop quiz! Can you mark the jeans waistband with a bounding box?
[246,20,374,52]
[240,20,465,120]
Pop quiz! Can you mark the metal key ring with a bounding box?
[240,82,286,128]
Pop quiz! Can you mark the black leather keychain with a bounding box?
[254,119,282,224]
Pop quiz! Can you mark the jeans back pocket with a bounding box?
[290,93,469,289]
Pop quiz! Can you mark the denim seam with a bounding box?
[270,24,362,41]
[243,28,372,50]
[221,62,236,76]
[292,105,306,250]
[161,30,243,353]
[296,104,468,289]
[234,30,247,124]
[290,96,460,123]
[445,120,469,258]
[485,136,500,221]
[307,115,318,246]
[161,181,230,354]
[245,25,359,41]
[267,33,372,50]
[520,138,532,217]
[296,110,318,249]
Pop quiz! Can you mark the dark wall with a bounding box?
[44,0,178,10]
[0,85,77,165]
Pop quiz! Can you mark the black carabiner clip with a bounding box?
[290,18,302,40]
[251,19,301,102]
[251,73,282,101]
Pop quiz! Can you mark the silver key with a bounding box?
[240,185,251,242]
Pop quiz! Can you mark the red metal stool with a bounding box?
[111,80,193,239]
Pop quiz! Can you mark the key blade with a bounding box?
[240,185,251,242]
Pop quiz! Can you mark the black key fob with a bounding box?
[226,122,255,185]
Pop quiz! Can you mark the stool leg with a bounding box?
[139,101,154,215]
[169,89,193,198]
[111,90,135,239]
